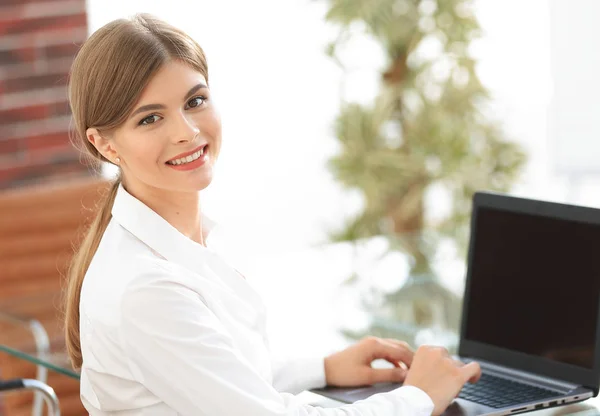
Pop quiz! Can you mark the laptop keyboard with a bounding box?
[459,373,561,408]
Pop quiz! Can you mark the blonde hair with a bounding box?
[65,14,209,369]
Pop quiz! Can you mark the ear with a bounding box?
[86,127,119,163]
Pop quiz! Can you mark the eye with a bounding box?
[139,114,161,126]
[186,96,206,109]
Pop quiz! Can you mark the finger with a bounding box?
[371,339,414,367]
[423,345,449,357]
[380,341,403,367]
[367,367,407,385]
[384,339,413,351]
[452,358,465,368]
[460,361,482,384]
[383,356,402,368]
[384,340,413,368]
[438,347,451,358]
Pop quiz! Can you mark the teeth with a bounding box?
[167,146,206,165]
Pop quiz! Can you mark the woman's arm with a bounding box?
[119,272,434,416]
[271,338,415,395]
[271,355,327,394]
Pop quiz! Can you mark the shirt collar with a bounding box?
[111,184,216,270]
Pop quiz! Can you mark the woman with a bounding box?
[64,14,480,416]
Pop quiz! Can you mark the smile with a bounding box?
[166,145,206,165]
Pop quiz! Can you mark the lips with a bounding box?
[165,145,209,171]
[166,144,207,165]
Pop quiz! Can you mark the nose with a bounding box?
[172,112,199,144]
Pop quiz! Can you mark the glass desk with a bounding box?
[0,292,78,380]
[0,292,78,416]
[1,273,600,416]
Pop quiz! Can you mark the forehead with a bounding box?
[137,60,207,103]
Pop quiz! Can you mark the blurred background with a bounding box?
[1,0,600,414]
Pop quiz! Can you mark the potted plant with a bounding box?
[323,0,527,349]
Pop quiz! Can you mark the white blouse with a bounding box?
[78,184,434,415]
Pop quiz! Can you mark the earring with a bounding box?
[115,157,121,164]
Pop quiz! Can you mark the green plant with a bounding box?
[323,0,527,344]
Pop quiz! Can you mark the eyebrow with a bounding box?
[129,83,208,119]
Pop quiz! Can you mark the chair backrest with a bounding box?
[0,176,110,416]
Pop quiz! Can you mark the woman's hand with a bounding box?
[404,346,481,416]
[324,336,414,387]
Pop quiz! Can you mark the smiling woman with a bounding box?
[63,13,480,416]
[64,15,217,371]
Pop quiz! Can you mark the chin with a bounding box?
[167,166,214,191]
[188,174,214,192]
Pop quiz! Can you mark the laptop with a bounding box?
[313,191,600,415]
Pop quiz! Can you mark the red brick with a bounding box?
[25,131,71,152]
[0,162,31,183]
[0,116,72,144]
[0,138,21,154]
[0,56,73,80]
[0,46,36,66]
[50,99,71,117]
[44,41,81,60]
[0,13,86,37]
[0,42,79,66]
[0,0,70,7]
[0,74,67,95]
[0,28,87,51]
[0,0,86,21]
[29,144,76,166]
[0,139,23,155]
[0,152,26,168]
[0,0,88,192]
[0,155,88,189]
[0,104,47,124]
[0,100,70,124]
[0,1,78,16]
[0,104,48,124]
[27,138,78,164]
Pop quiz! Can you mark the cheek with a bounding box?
[211,123,223,159]
[201,112,222,154]
[205,112,222,138]
[124,139,164,168]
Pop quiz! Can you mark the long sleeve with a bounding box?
[119,274,435,416]
[272,356,327,394]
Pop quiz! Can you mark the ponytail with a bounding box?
[64,178,120,369]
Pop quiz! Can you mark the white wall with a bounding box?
[87,0,600,354]
[547,0,600,205]
[472,0,553,201]
[548,0,600,175]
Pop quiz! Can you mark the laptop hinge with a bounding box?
[583,384,599,396]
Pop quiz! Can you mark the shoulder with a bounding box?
[120,258,210,318]
[85,218,192,292]
[81,224,198,319]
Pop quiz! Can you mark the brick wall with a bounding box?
[0,0,93,189]
[0,178,108,416]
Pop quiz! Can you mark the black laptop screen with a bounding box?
[464,206,600,369]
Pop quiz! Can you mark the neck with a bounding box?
[123,181,206,246]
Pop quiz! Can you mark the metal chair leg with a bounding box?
[0,311,51,416]
[0,378,60,416]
